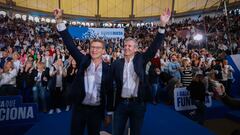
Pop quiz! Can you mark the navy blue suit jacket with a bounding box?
[111,32,165,108]
[58,28,114,115]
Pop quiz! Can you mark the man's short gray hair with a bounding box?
[124,37,138,48]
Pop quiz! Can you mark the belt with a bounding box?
[77,104,102,110]
[120,97,140,102]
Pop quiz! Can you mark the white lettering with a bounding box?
[0,100,16,108]
[0,108,5,121]
[18,107,26,119]
[0,107,34,121]
[10,108,17,120]
[0,101,4,108]
[6,108,9,120]
[27,107,34,119]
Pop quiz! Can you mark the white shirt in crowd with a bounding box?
[35,71,43,82]
[50,65,65,88]
[121,57,139,98]
[218,44,228,51]
[13,60,21,72]
[223,65,235,80]
[0,69,17,87]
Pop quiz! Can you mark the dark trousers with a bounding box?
[151,83,159,100]
[0,85,18,96]
[113,100,146,135]
[63,83,72,106]
[192,100,206,125]
[21,87,33,103]
[71,105,103,135]
[166,77,179,104]
[227,79,233,95]
[49,87,62,109]
[220,80,228,94]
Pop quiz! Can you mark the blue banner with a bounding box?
[68,26,124,39]
[0,96,38,126]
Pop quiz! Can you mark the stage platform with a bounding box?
[23,103,215,135]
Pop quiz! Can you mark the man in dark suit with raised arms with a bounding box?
[111,9,171,135]
[53,8,114,135]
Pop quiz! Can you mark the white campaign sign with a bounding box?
[174,87,212,111]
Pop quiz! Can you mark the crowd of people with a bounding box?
[0,10,240,123]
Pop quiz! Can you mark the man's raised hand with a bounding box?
[53,8,63,23]
[160,8,171,27]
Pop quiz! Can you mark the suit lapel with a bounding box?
[101,62,106,87]
[119,58,125,84]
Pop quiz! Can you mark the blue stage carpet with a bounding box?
[25,103,215,135]
[226,111,240,122]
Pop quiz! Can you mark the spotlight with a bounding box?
[193,34,203,41]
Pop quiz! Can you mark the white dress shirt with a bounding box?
[82,61,102,106]
[121,57,139,98]
[56,22,67,31]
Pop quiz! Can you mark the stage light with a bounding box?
[72,21,76,25]
[28,15,33,21]
[0,11,6,16]
[51,19,56,23]
[45,18,50,23]
[22,15,27,21]
[193,34,203,41]
[34,17,39,22]
[41,17,45,22]
[15,14,21,19]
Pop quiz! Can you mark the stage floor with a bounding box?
[24,103,215,135]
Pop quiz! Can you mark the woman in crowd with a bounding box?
[48,59,67,114]
[17,60,35,102]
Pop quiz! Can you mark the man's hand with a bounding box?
[29,67,34,73]
[104,115,112,128]
[160,8,171,27]
[53,8,63,23]
[43,77,48,81]
[155,68,161,75]
[214,83,226,97]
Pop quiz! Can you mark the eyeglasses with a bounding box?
[90,46,104,50]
